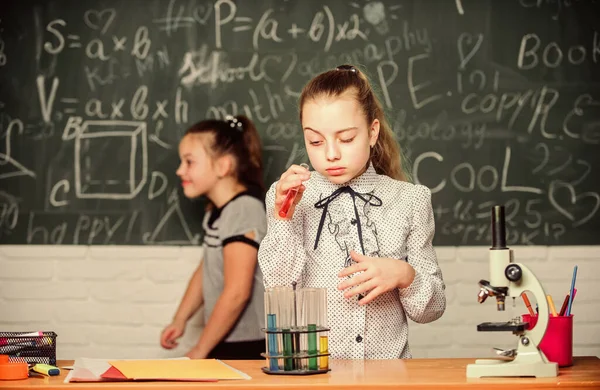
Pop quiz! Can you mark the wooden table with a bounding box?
[1,357,599,389]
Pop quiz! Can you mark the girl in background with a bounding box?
[258,65,446,359]
[161,115,267,359]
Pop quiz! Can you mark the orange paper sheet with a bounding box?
[107,359,249,381]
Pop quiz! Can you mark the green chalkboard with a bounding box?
[0,0,599,245]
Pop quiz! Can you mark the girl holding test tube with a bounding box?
[258,65,446,360]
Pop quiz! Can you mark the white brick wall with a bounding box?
[1,245,598,360]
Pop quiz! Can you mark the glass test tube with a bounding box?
[264,288,279,371]
[296,288,307,371]
[279,163,310,218]
[304,288,318,370]
[318,288,329,370]
[292,282,301,370]
[278,287,294,371]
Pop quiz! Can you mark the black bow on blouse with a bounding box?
[313,186,382,254]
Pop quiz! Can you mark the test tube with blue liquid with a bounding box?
[264,288,279,371]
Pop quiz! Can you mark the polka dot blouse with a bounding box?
[258,163,446,359]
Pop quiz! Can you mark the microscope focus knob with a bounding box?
[505,264,522,282]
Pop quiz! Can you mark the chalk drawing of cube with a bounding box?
[75,120,147,199]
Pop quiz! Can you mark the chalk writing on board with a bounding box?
[0,116,35,180]
[63,120,148,200]
[401,16,600,246]
[517,32,599,70]
[363,2,400,35]
[143,189,201,245]
[213,0,368,51]
[148,171,169,201]
[153,0,213,36]
[0,191,18,235]
[455,0,464,15]
[0,0,598,245]
[435,197,568,245]
[548,180,600,228]
[26,211,140,245]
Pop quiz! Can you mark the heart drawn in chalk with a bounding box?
[84,8,116,34]
[457,32,483,69]
[193,5,213,25]
[548,180,600,228]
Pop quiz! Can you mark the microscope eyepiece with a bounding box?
[491,205,507,249]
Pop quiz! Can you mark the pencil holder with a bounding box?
[522,314,573,367]
[0,331,57,365]
[261,285,331,375]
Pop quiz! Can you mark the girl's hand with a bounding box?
[274,164,311,219]
[160,320,186,349]
[185,345,208,359]
[337,251,415,305]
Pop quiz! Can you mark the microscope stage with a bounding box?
[477,321,527,332]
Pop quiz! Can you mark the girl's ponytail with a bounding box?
[236,115,265,194]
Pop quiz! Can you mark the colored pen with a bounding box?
[521,293,535,316]
[2,337,50,346]
[547,295,557,317]
[565,265,578,316]
[0,340,41,355]
[278,163,309,218]
[16,332,43,337]
[31,364,60,376]
[559,294,570,316]
[0,332,44,346]
[15,350,53,358]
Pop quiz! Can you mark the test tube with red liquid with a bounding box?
[278,163,309,218]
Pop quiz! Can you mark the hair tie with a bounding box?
[225,115,244,132]
[336,64,358,73]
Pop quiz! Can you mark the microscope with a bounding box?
[466,205,558,378]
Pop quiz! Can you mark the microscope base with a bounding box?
[467,343,558,378]
[467,358,558,378]
[467,355,558,378]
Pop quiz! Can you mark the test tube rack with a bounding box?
[262,284,331,375]
[260,326,331,375]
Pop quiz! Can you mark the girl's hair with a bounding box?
[185,115,265,194]
[299,64,408,182]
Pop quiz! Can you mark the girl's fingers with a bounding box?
[288,163,311,175]
[280,165,311,182]
[281,176,307,192]
[276,173,310,197]
[274,164,310,213]
[294,184,307,198]
[338,269,371,290]
[357,286,384,305]
[338,261,368,278]
[275,185,305,206]
[343,279,376,299]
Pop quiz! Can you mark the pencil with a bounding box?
[521,293,535,316]
[547,295,557,317]
[558,294,570,316]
